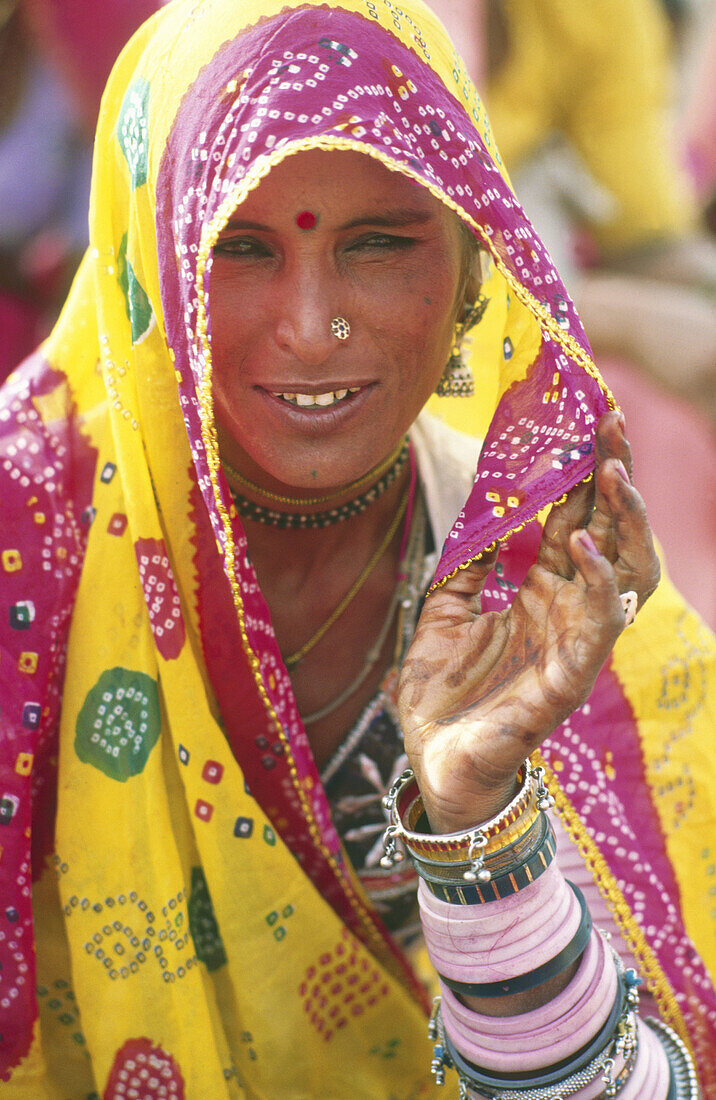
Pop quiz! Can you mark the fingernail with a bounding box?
[576,530,600,557]
[614,459,630,484]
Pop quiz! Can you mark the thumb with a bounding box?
[425,547,498,618]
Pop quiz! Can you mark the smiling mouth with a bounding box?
[271,387,361,408]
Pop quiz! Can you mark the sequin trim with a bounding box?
[192,131,616,983]
[533,750,697,1068]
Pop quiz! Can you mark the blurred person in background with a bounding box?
[682,8,716,233]
[0,0,158,382]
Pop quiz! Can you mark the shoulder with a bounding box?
[0,353,97,684]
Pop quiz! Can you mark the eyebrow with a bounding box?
[220,218,274,232]
[220,208,435,232]
[341,208,434,230]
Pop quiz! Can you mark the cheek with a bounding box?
[208,281,257,388]
[388,318,452,412]
[404,293,457,373]
[367,263,458,350]
[208,285,233,371]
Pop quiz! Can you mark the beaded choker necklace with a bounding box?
[222,438,406,506]
[228,440,410,529]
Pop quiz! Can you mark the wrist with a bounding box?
[420,775,521,835]
[404,719,532,833]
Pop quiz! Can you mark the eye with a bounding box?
[346,232,416,253]
[213,235,272,258]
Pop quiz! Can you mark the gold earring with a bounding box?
[435,295,489,398]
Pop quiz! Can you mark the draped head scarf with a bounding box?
[1,0,714,1094]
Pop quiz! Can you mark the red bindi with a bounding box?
[296,210,317,230]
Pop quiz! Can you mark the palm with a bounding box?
[398,413,659,832]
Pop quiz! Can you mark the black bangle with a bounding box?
[420,817,556,905]
[438,881,591,998]
[442,960,628,1093]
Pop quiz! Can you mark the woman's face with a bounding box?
[210,149,472,492]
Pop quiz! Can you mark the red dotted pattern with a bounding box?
[298,929,389,1042]
[135,538,186,661]
[104,1037,185,1099]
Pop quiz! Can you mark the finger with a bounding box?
[588,457,627,561]
[595,410,632,478]
[589,413,633,560]
[425,547,498,620]
[537,478,594,578]
[589,459,661,607]
[568,529,625,643]
[538,411,631,576]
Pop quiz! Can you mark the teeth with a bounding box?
[275,388,359,407]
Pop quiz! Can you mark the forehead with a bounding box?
[227,148,453,225]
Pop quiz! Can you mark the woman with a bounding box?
[0,0,714,1096]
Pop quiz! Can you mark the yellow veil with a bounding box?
[0,0,714,1095]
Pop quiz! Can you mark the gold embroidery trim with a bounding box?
[189,131,619,988]
[426,472,594,593]
[533,751,698,1069]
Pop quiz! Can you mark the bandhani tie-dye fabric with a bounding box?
[0,0,714,1096]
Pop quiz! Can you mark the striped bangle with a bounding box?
[428,951,642,1097]
[419,815,556,906]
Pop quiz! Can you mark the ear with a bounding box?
[460,247,488,319]
[472,248,492,298]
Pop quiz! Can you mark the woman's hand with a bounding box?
[398,412,660,834]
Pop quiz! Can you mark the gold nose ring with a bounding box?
[331,317,350,341]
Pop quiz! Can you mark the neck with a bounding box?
[238,458,419,768]
[240,462,412,587]
[223,441,409,530]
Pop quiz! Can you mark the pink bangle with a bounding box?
[617,1020,671,1099]
[419,861,581,984]
[439,929,617,1072]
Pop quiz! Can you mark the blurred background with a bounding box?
[0,0,158,377]
[1,0,714,627]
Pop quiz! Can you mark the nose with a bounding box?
[274,258,341,366]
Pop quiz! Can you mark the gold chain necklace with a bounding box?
[284,482,410,669]
[301,488,427,726]
[222,438,406,507]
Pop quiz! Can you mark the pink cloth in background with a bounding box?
[0,296,42,382]
[23,0,160,127]
[683,14,716,199]
[599,357,716,631]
